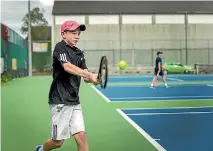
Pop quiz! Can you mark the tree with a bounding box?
[21,7,51,74]
[21,7,48,35]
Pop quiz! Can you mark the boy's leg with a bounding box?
[36,139,64,151]
[151,69,158,87]
[151,76,158,87]
[74,132,89,151]
[70,104,88,151]
[36,104,74,151]
[160,71,168,87]
[154,79,160,86]
[162,75,168,87]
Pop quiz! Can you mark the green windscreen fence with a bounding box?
[1,39,28,78]
[32,41,52,74]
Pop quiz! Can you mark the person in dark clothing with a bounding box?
[36,20,99,151]
[151,51,168,88]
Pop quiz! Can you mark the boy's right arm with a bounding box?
[53,46,98,84]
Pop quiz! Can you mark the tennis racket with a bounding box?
[97,56,108,89]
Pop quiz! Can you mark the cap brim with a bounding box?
[63,24,86,32]
[79,25,86,31]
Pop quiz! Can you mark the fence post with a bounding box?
[28,0,32,76]
[180,40,182,63]
[131,42,134,68]
[184,14,188,65]
[151,40,153,66]
[208,40,210,65]
[113,46,116,67]
[151,48,154,66]
[132,49,135,68]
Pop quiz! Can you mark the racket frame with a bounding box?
[97,56,108,89]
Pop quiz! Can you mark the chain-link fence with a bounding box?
[81,39,213,73]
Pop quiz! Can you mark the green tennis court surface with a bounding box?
[2,75,213,151]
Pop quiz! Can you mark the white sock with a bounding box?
[151,83,154,86]
[165,83,167,86]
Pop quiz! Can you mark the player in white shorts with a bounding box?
[35,20,99,151]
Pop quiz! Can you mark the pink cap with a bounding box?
[61,20,86,32]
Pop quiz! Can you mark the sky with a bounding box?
[1,0,53,38]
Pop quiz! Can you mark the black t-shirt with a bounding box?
[48,40,88,105]
[155,57,162,70]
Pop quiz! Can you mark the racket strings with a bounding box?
[98,56,108,89]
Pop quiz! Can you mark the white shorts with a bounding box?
[49,104,85,140]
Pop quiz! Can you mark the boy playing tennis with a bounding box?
[151,51,168,88]
[35,20,99,151]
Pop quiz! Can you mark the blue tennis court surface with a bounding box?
[98,84,213,101]
[108,75,213,82]
[96,75,213,150]
[118,107,213,151]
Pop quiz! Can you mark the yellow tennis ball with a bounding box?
[118,61,127,70]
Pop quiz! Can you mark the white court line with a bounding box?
[110,98,213,103]
[90,85,111,102]
[109,96,213,100]
[167,78,183,82]
[106,84,213,89]
[109,75,152,78]
[107,84,205,87]
[207,84,213,88]
[126,111,213,116]
[121,106,213,110]
[116,109,167,151]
